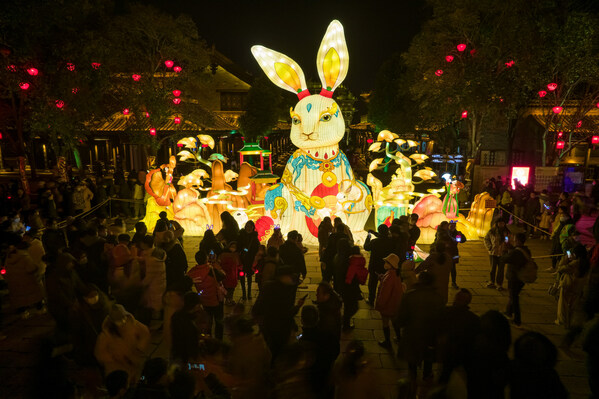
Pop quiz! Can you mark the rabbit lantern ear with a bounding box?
[317,20,349,98]
[251,46,310,100]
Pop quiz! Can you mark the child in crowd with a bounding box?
[219,241,241,306]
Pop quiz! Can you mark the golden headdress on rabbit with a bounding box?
[252,20,372,244]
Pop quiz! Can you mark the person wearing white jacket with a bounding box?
[139,235,167,314]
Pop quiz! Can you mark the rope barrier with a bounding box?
[497,205,551,236]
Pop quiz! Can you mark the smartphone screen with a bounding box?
[188,363,205,371]
[456,236,461,243]
[566,250,572,259]
[504,236,509,243]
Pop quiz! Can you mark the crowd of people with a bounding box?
[0,176,598,398]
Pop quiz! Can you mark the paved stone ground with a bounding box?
[0,238,591,398]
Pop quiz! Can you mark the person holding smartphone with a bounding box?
[484,217,510,291]
[448,221,467,289]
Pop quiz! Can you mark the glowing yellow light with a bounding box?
[369,158,384,172]
[377,130,398,142]
[251,45,308,95]
[368,142,382,152]
[316,20,348,92]
[406,140,418,147]
[394,138,406,146]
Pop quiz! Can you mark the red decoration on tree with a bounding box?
[445,55,454,62]
[552,106,563,114]
[145,112,150,118]
[27,68,38,76]
[435,69,443,76]
[174,117,181,124]
[547,83,557,91]
[457,43,466,52]
[91,62,101,69]
[592,136,599,145]
[557,131,564,138]
[55,100,64,108]
[164,60,174,68]
[538,90,547,98]
[66,63,75,71]
[71,87,79,94]
[470,49,476,56]
[505,60,515,67]
[556,140,565,149]
[150,128,157,136]
[596,102,599,108]
[461,110,468,119]
[132,74,141,81]
[577,120,582,128]
[172,90,181,97]
[123,108,130,115]
[19,82,30,90]
[173,98,181,105]
[7,64,17,72]
[366,138,374,144]
[173,66,182,73]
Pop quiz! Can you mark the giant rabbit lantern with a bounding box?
[252,20,372,244]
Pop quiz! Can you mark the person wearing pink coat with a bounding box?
[375,253,404,349]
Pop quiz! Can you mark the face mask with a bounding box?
[14,218,20,223]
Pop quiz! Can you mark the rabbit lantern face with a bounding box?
[252,20,349,151]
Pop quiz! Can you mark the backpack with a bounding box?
[516,247,538,283]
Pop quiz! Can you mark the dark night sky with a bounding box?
[149,0,430,92]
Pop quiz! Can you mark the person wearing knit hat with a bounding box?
[376,253,404,349]
[95,303,150,383]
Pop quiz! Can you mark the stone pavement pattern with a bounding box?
[0,238,591,398]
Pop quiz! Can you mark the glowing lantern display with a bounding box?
[457,43,466,52]
[91,62,101,69]
[366,138,374,144]
[538,90,547,98]
[123,108,130,115]
[461,110,468,119]
[145,112,150,118]
[150,128,157,136]
[511,167,530,189]
[173,98,181,105]
[552,106,563,114]
[164,60,174,68]
[577,120,582,128]
[556,140,565,149]
[66,63,75,71]
[174,117,181,124]
[172,90,181,97]
[173,66,182,73]
[435,69,443,76]
[547,83,557,91]
[72,87,79,94]
[557,131,564,138]
[27,68,38,76]
[55,100,64,108]
[19,82,30,90]
[445,55,454,62]
[593,136,599,145]
[132,74,141,81]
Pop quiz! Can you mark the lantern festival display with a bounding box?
[252,20,372,245]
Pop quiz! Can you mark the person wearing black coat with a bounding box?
[162,231,189,289]
[315,282,342,341]
[322,224,349,283]
[252,265,305,361]
[279,230,307,282]
[238,220,260,300]
[501,233,530,327]
[335,238,361,331]
[364,224,394,305]
[170,293,203,365]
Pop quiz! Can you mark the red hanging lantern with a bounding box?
[123,108,130,115]
[145,112,150,118]
[592,136,599,145]
[174,117,181,124]
[538,90,547,98]
[445,55,454,63]
[150,128,157,136]
[552,106,563,114]
[91,62,101,69]
[66,63,75,71]
[457,43,466,52]
[132,74,141,81]
[164,60,174,68]
[71,87,79,94]
[547,83,557,91]
[596,102,599,108]
[55,100,64,108]
[19,82,30,90]
[556,140,565,149]
[505,60,515,67]
[173,98,181,105]
[173,66,182,73]
[172,90,181,97]
[461,110,468,119]
[27,68,38,76]
[470,49,476,56]
[557,131,564,138]
[577,120,582,128]
[435,69,443,76]
[7,64,17,72]
[366,138,374,144]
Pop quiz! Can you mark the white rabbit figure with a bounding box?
[253,20,372,244]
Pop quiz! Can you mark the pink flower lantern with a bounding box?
[445,55,454,62]
[164,60,174,68]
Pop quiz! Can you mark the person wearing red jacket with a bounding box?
[187,251,226,339]
[376,253,404,349]
[345,246,368,285]
[218,242,241,306]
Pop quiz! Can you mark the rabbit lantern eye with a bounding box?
[320,113,332,122]
[292,116,301,125]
